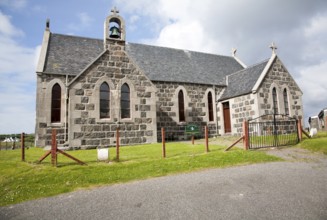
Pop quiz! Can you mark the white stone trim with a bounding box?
[252,53,277,93]
[36,30,50,73]
[270,82,280,114]
[68,50,107,87]
[233,56,247,68]
[203,88,216,124]
[118,78,136,122]
[174,86,190,124]
[281,85,291,115]
[45,79,66,126]
[93,77,115,123]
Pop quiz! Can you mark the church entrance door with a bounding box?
[223,102,231,133]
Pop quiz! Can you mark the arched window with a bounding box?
[51,83,61,123]
[283,88,289,115]
[208,92,214,121]
[178,90,185,122]
[100,82,110,118]
[272,87,278,114]
[121,83,130,118]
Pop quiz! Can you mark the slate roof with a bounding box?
[42,33,244,85]
[125,43,244,85]
[219,60,269,101]
[43,34,103,75]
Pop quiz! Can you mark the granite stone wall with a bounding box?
[35,73,73,147]
[69,41,157,149]
[217,57,303,136]
[154,81,223,141]
[256,58,303,119]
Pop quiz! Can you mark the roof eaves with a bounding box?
[219,90,252,102]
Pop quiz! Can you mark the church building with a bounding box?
[35,8,304,148]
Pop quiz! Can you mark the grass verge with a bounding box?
[0,142,280,206]
[297,131,327,154]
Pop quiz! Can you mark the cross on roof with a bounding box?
[269,42,277,54]
[111,6,119,15]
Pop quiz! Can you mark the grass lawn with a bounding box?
[297,131,327,154]
[0,141,281,206]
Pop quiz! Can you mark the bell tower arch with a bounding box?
[104,7,126,49]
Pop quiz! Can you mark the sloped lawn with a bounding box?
[0,141,280,206]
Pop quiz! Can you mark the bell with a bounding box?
[109,26,120,38]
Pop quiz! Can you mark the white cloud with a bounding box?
[116,0,327,121]
[67,12,94,33]
[154,20,220,53]
[0,11,24,37]
[298,61,327,116]
[78,12,93,27]
[0,11,38,134]
[0,0,27,10]
[304,14,327,37]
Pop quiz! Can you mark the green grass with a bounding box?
[297,131,327,154]
[250,133,299,146]
[0,141,280,206]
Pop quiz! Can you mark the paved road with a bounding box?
[1,149,327,220]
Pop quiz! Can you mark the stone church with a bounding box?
[35,9,303,148]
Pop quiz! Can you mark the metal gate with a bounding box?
[248,114,299,149]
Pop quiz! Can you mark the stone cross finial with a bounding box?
[269,42,277,54]
[111,6,119,15]
[231,48,237,57]
[46,18,50,30]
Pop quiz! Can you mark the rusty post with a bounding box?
[297,119,302,141]
[21,132,25,161]
[162,127,166,158]
[243,121,249,150]
[205,126,209,153]
[51,129,57,167]
[116,127,120,162]
[191,135,194,145]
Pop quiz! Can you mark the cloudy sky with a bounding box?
[0,0,327,134]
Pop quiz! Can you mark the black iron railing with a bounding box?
[248,114,299,149]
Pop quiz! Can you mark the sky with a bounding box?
[0,0,327,134]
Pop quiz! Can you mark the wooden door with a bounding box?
[223,102,231,133]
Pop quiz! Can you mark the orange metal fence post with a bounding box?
[162,127,166,158]
[116,128,120,162]
[21,132,25,161]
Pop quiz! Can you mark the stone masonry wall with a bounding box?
[69,41,157,149]
[217,93,258,135]
[35,73,75,147]
[257,57,303,120]
[217,57,303,136]
[230,94,258,134]
[154,81,224,141]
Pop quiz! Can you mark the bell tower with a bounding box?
[104,7,126,49]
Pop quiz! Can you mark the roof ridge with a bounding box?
[50,33,235,59]
[127,42,234,59]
